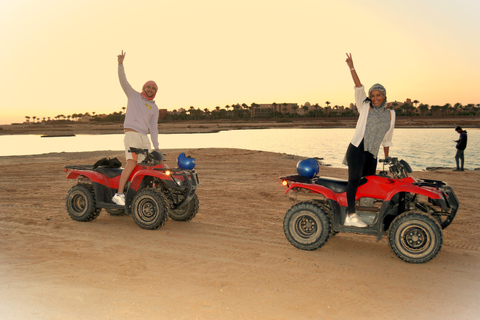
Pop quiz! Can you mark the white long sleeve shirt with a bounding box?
[118,64,159,149]
[349,85,395,148]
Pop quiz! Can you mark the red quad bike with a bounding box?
[280,157,459,263]
[65,148,199,230]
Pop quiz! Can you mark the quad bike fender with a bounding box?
[285,182,339,202]
[384,185,443,202]
[66,170,110,186]
[129,169,170,191]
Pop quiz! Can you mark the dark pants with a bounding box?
[455,149,465,170]
[346,140,377,213]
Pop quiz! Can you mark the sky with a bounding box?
[1,0,479,124]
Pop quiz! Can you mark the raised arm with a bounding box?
[117,50,135,97]
[346,53,362,88]
[118,50,126,65]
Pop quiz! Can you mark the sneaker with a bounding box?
[112,193,125,206]
[344,213,367,228]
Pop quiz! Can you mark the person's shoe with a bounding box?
[344,213,368,228]
[112,193,125,206]
[453,168,461,171]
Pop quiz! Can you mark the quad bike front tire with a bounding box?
[131,188,169,230]
[414,201,452,229]
[168,194,199,221]
[66,184,101,222]
[388,211,442,264]
[283,201,331,251]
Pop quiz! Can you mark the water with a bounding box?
[0,128,477,171]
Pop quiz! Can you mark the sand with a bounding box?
[0,147,479,320]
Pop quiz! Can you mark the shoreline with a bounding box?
[1,116,479,136]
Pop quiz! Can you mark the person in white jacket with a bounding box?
[343,53,396,227]
[112,50,160,206]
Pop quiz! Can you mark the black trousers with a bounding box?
[345,140,377,213]
[455,149,465,170]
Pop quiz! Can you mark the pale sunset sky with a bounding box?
[1,0,479,124]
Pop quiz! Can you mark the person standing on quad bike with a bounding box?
[343,53,396,227]
[112,50,160,206]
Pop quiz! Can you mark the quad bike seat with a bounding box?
[315,177,349,193]
[315,177,368,193]
[92,157,123,178]
[95,167,123,178]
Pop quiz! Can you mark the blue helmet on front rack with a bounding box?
[296,158,319,178]
[177,152,196,170]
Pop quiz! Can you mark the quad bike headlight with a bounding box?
[173,177,184,186]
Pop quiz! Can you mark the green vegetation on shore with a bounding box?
[20,101,480,125]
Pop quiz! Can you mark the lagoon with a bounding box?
[1,128,477,171]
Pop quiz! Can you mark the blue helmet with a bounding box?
[296,158,319,178]
[177,152,196,170]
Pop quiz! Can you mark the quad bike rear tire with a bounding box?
[388,211,442,263]
[131,188,169,230]
[168,194,199,221]
[283,201,331,251]
[66,184,101,222]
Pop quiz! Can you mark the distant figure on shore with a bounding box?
[453,126,467,171]
[112,50,160,206]
[343,53,396,228]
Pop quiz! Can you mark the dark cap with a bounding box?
[455,126,462,131]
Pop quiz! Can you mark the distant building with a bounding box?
[78,115,93,123]
[251,103,299,117]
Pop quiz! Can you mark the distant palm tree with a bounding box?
[292,105,299,118]
[189,106,195,119]
[313,104,320,118]
[283,103,288,116]
[418,104,429,116]
[302,105,309,117]
[233,104,241,118]
[272,102,277,118]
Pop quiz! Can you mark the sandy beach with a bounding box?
[0,147,479,320]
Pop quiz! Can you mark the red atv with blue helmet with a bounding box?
[280,157,459,263]
[64,148,199,230]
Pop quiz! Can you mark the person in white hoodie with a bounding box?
[343,53,396,227]
[112,50,160,206]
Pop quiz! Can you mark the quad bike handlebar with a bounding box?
[128,147,166,165]
[379,157,412,179]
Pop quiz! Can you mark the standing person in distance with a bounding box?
[343,53,396,227]
[453,126,467,171]
[112,50,160,206]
